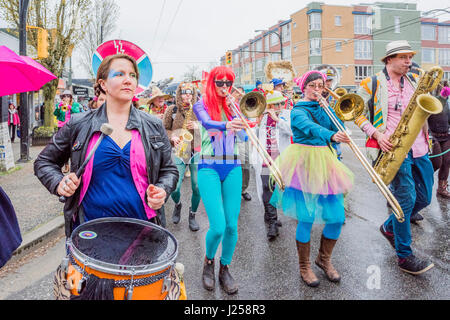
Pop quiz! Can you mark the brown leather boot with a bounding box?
[296,240,320,287]
[219,262,238,295]
[437,180,450,199]
[315,235,341,283]
[202,257,215,291]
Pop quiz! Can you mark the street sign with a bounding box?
[72,86,89,97]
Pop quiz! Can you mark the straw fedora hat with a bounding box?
[148,86,171,105]
[381,40,416,63]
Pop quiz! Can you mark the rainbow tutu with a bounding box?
[270,144,354,224]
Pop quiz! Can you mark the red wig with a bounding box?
[204,66,235,121]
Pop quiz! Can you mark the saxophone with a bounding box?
[374,66,443,185]
[174,102,194,160]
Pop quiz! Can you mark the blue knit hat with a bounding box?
[256,80,262,87]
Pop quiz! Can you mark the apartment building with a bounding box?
[421,17,450,80]
[222,2,447,89]
[221,19,292,88]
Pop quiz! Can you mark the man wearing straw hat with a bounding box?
[354,40,435,275]
[148,86,171,119]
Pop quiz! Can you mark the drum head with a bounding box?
[69,218,177,275]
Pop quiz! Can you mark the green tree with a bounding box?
[0,0,92,127]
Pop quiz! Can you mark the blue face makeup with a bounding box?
[108,69,137,81]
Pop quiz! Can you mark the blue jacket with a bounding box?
[0,187,22,268]
[291,101,342,146]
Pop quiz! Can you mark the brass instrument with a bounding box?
[61,103,69,112]
[240,91,267,118]
[374,66,443,186]
[314,90,405,223]
[174,103,194,160]
[224,89,285,190]
[326,88,365,122]
[334,87,348,97]
[292,93,302,104]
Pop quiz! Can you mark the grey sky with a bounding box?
[70,0,449,83]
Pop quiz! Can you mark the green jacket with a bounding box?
[54,102,82,122]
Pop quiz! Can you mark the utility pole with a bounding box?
[18,0,31,162]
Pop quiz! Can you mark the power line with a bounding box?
[150,0,167,50]
[154,0,184,61]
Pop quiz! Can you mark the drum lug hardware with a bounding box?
[77,276,87,294]
[77,258,89,294]
[125,272,135,300]
[162,276,173,293]
[61,257,69,275]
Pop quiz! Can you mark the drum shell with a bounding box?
[66,257,170,300]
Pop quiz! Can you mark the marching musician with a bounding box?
[54,90,82,173]
[429,80,450,199]
[148,87,171,119]
[270,70,353,287]
[34,53,178,237]
[54,90,82,129]
[252,90,292,241]
[162,82,201,231]
[354,40,435,275]
[270,78,293,110]
[193,66,247,295]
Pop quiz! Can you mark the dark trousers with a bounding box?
[431,139,450,181]
[8,124,16,142]
[261,174,277,223]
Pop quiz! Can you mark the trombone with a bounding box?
[315,88,405,223]
[223,88,285,191]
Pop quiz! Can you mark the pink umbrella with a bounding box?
[0,45,57,96]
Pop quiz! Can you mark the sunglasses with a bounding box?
[215,80,233,87]
[181,89,193,95]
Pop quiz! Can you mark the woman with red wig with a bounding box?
[193,66,247,295]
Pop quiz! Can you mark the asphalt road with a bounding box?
[1,123,449,300]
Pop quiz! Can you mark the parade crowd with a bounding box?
[1,39,449,300]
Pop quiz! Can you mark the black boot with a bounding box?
[172,202,182,224]
[264,203,282,230]
[219,262,238,295]
[188,207,200,232]
[267,221,279,241]
[202,257,215,291]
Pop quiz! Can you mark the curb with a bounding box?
[12,215,65,259]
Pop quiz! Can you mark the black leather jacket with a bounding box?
[34,104,179,237]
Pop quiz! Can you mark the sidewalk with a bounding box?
[0,141,65,260]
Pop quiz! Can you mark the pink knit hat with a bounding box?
[441,87,450,98]
[294,70,327,93]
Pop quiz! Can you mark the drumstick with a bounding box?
[59,123,114,203]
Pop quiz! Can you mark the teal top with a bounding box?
[291,101,343,146]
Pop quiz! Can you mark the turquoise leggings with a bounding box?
[296,222,343,243]
[171,154,201,212]
[198,167,242,266]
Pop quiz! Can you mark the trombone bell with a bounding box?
[240,91,267,118]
